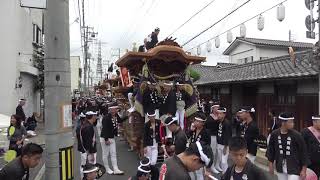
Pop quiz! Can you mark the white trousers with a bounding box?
[215,144,229,173]
[145,140,158,165]
[190,168,204,180]
[277,173,300,180]
[101,138,120,171]
[175,109,185,130]
[277,163,300,180]
[247,154,256,162]
[96,116,102,136]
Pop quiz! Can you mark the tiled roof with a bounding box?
[192,51,318,85]
[223,37,314,55]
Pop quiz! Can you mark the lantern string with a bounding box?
[186,0,289,52]
[182,0,252,47]
[166,0,218,38]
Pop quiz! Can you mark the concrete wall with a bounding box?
[0,0,42,116]
[229,43,256,64]
[70,56,81,93]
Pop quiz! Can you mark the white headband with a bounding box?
[211,105,220,108]
[138,165,151,173]
[79,113,86,118]
[195,117,206,122]
[85,111,97,115]
[278,116,294,121]
[108,106,119,109]
[165,117,178,126]
[163,82,173,86]
[196,141,210,166]
[147,112,156,117]
[312,116,320,120]
[238,107,255,113]
[217,108,226,113]
[83,166,99,174]
[140,161,150,167]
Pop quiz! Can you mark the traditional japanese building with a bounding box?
[193,38,318,136]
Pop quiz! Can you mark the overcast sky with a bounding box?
[69,0,318,71]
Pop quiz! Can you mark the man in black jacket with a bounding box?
[267,112,308,180]
[80,111,98,175]
[16,99,26,122]
[164,116,187,155]
[100,104,124,175]
[0,143,43,180]
[238,106,259,162]
[222,137,267,180]
[301,115,320,177]
[143,110,163,165]
[214,107,232,174]
[146,28,160,50]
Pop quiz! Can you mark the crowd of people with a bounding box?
[73,93,320,180]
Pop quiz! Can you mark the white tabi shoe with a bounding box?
[113,169,124,175]
[211,167,220,174]
[106,168,113,175]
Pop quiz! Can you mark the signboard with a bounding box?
[61,104,72,128]
[20,0,47,9]
[120,67,132,87]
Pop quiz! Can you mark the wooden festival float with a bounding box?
[115,38,206,156]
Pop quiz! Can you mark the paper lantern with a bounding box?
[257,14,265,31]
[215,37,220,48]
[206,41,212,52]
[277,4,285,22]
[197,45,201,55]
[240,24,246,37]
[227,31,233,43]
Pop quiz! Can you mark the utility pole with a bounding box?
[44,0,74,179]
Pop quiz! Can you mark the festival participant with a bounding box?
[143,110,163,165]
[188,112,211,180]
[205,101,220,173]
[214,107,232,173]
[142,81,160,122]
[174,81,189,130]
[221,137,267,180]
[159,142,213,180]
[267,112,308,180]
[146,28,160,50]
[100,103,124,175]
[301,115,320,178]
[237,106,259,162]
[164,116,188,155]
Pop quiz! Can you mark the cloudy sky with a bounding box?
[69,0,318,71]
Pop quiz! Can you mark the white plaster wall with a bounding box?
[229,43,256,64]
[0,0,41,116]
[257,47,289,60]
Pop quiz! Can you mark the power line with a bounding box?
[187,0,289,51]
[182,0,252,47]
[166,0,217,38]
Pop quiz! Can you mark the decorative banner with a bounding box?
[20,0,47,9]
[277,4,285,22]
[59,146,74,180]
[120,67,131,87]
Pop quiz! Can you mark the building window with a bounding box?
[260,57,268,60]
[274,84,296,105]
[33,24,42,44]
[238,56,254,64]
